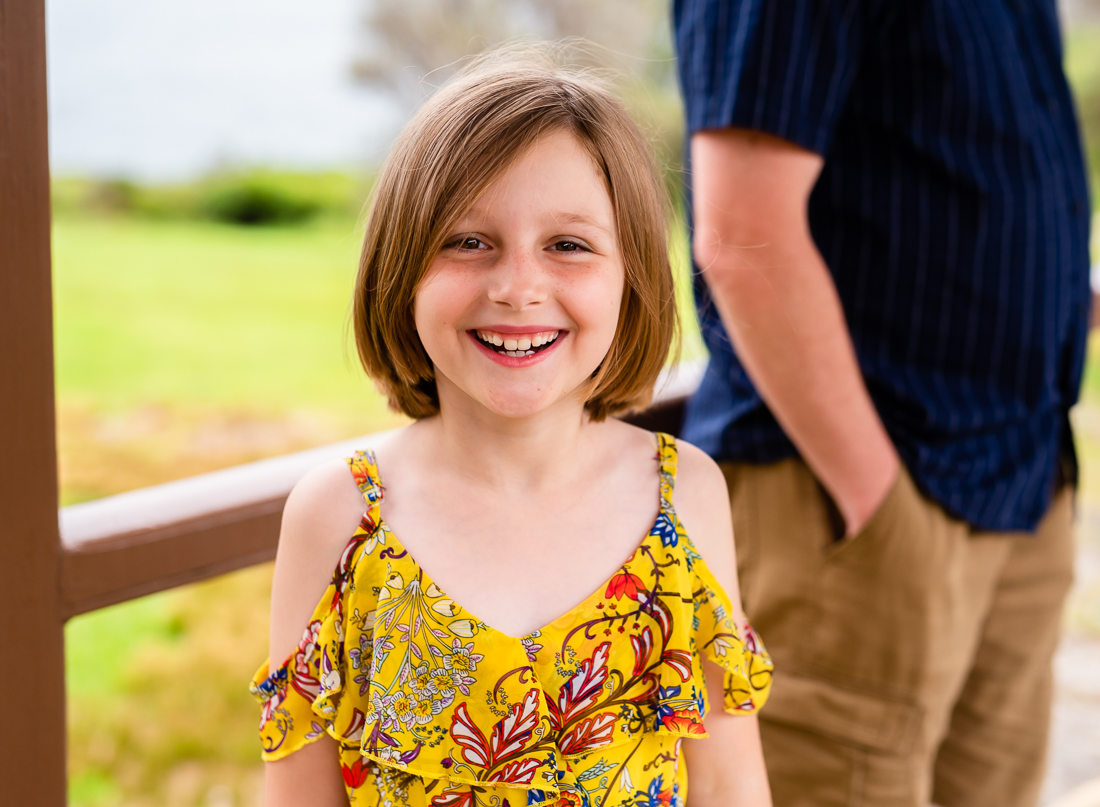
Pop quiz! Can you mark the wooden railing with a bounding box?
[0,5,704,800]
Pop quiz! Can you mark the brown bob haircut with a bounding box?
[352,45,678,421]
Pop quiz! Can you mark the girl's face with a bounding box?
[414,130,625,421]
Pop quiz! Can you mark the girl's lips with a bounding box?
[466,329,566,367]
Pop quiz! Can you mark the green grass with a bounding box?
[53,216,376,413]
[66,593,178,701]
[65,568,272,807]
[65,596,176,807]
[1066,24,1100,201]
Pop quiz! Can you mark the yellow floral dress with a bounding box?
[251,434,772,806]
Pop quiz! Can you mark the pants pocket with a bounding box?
[821,464,907,558]
[807,467,964,697]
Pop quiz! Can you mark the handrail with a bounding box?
[58,432,397,617]
[58,359,706,618]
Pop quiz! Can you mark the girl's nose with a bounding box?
[486,248,549,309]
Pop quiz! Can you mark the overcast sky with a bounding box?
[46,0,403,180]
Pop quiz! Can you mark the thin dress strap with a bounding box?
[656,432,677,511]
[346,449,384,511]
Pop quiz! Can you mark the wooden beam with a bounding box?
[0,0,66,803]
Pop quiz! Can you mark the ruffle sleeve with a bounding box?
[250,512,380,762]
[692,560,773,715]
[654,432,772,717]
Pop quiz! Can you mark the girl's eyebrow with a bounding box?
[548,211,614,236]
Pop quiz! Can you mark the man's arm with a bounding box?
[691,127,898,535]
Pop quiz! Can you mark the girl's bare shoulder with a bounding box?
[282,459,366,547]
[269,455,371,663]
[601,420,728,516]
[272,422,406,627]
[282,427,406,548]
[672,437,729,507]
[667,437,736,582]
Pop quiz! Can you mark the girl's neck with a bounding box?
[414,388,597,496]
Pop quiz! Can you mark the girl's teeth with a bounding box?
[476,330,559,352]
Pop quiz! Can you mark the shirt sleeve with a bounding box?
[674,0,870,155]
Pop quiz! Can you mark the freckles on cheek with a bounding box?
[424,264,480,304]
[415,270,472,334]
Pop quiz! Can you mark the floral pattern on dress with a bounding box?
[251,433,772,806]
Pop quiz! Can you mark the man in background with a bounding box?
[674,1,1090,805]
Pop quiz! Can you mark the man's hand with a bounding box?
[691,128,899,535]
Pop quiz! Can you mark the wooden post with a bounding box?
[0,0,67,803]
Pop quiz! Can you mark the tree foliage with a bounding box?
[353,0,671,97]
[352,0,685,191]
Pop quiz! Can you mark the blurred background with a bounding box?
[48,0,1100,805]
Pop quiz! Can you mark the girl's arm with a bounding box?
[684,661,771,805]
[264,460,366,807]
[674,441,772,806]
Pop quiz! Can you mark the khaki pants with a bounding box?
[722,460,1075,807]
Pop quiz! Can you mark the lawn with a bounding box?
[54,217,371,412]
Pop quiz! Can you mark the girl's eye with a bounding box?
[552,240,587,253]
[446,235,487,252]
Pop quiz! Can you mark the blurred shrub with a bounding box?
[52,170,371,226]
[199,177,319,225]
[197,171,366,225]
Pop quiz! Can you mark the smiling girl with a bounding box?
[251,50,773,807]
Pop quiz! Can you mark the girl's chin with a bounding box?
[481,394,575,420]
[434,368,596,420]
[448,386,587,421]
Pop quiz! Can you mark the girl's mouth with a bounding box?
[471,329,562,358]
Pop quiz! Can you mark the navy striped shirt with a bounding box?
[674,0,1091,531]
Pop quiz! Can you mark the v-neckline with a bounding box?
[375,513,662,642]
[359,445,671,643]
